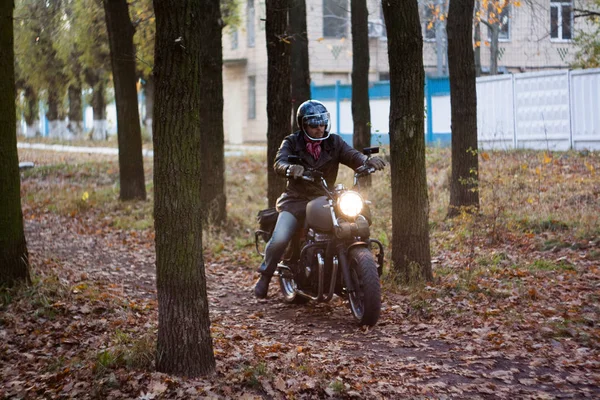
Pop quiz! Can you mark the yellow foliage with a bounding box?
[543,152,552,164]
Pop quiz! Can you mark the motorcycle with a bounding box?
[255,147,385,326]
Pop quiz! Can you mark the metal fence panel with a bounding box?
[476,75,515,150]
[570,68,600,150]
[513,71,571,150]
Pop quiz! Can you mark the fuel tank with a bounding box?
[306,196,333,232]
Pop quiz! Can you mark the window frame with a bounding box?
[323,0,349,38]
[487,3,511,42]
[247,0,256,48]
[231,29,239,50]
[550,0,574,41]
[248,76,256,120]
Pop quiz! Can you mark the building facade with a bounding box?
[222,0,595,143]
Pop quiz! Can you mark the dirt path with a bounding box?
[22,214,599,399]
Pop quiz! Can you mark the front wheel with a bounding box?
[347,247,381,326]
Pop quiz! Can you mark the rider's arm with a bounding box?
[337,136,368,170]
[273,137,295,177]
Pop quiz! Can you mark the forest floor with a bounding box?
[1,145,599,399]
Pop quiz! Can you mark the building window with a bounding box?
[323,0,348,38]
[231,30,238,50]
[248,76,256,120]
[487,4,510,41]
[550,0,573,40]
[247,0,255,48]
[423,3,437,41]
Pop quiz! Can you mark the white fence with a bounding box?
[477,68,600,151]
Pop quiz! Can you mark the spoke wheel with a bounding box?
[348,247,381,326]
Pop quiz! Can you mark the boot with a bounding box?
[254,274,272,299]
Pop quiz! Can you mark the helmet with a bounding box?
[296,100,331,140]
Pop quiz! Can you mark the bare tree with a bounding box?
[382,0,432,282]
[447,0,480,217]
[266,0,292,207]
[290,0,311,131]
[351,0,371,153]
[153,0,217,377]
[104,0,147,201]
[0,0,30,286]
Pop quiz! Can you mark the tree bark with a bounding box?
[144,75,154,137]
[351,0,371,151]
[266,0,291,207]
[447,0,479,218]
[153,0,216,377]
[104,0,147,201]
[46,83,59,122]
[0,0,30,287]
[91,79,107,140]
[289,0,311,131]
[474,13,482,77]
[351,0,371,185]
[489,24,499,75]
[198,5,227,225]
[24,85,39,137]
[382,0,432,282]
[68,83,83,137]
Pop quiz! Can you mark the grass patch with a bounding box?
[243,361,269,388]
[528,259,576,272]
[94,329,155,375]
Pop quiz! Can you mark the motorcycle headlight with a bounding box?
[338,191,364,218]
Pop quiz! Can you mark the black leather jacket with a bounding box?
[274,131,367,219]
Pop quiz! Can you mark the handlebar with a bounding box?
[286,169,323,182]
[354,165,376,177]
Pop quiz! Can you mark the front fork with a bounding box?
[337,243,355,293]
[338,239,385,293]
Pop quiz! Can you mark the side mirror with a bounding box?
[362,147,379,156]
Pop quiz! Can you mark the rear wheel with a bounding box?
[279,273,309,304]
[347,247,381,326]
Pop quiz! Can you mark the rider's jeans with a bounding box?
[258,211,298,277]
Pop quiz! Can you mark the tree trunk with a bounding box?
[197,6,226,225]
[351,0,371,152]
[490,24,499,75]
[153,0,216,377]
[104,0,147,201]
[382,0,432,282]
[266,0,291,207]
[289,0,310,131]
[46,83,59,122]
[68,83,83,138]
[351,0,371,186]
[24,85,39,138]
[447,0,479,218]
[474,1,482,77]
[0,0,30,287]
[144,75,154,138]
[91,80,107,140]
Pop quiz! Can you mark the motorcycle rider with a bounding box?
[254,99,386,298]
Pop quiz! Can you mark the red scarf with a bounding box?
[306,139,322,160]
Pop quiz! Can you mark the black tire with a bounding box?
[347,247,381,326]
[279,274,309,304]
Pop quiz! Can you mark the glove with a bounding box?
[366,157,386,171]
[287,164,305,178]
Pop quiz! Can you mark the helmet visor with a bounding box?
[302,112,331,131]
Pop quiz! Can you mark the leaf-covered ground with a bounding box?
[1,146,599,399]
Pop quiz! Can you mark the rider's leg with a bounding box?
[255,211,298,298]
